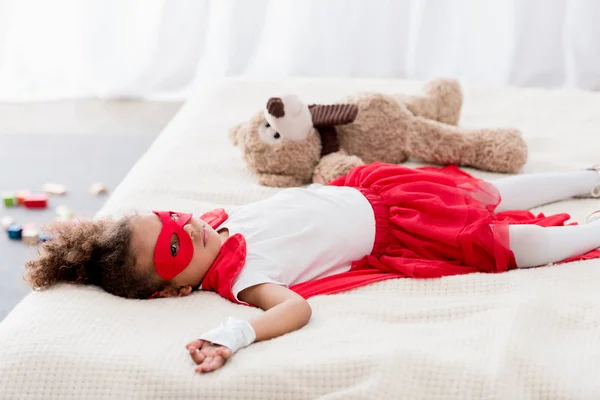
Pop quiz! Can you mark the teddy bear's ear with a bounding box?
[228,122,244,146]
[309,104,358,127]
[266,97,285,118]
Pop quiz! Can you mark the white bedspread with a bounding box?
[2,78,600,399]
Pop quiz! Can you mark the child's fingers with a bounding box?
[199,356,213,372]
[195,356,215,373]
[185,339,204,351]
[189,349,205,365]
[188,342,203,354]
[195,356,223,373]
[217,347,232,359]
[196,365,211,373]
[209,356,224,370]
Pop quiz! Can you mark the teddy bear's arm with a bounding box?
[228,123,244,146]
[403,78,463,126]
[312,151,364,185]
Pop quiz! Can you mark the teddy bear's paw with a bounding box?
[313,153,364,184]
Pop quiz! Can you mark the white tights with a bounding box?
[489,170,600,268]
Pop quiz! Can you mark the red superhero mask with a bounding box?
[152,210,194,280]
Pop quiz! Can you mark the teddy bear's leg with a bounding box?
[462,128,528,173]
[408,117,527,174]
[403,78,463,126]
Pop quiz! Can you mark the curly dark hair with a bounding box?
[24,216,167,299]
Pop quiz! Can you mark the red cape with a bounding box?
[198,207,600,305]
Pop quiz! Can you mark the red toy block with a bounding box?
[16,190,30,206]
[23,194,49,209]
[22,223,36,231]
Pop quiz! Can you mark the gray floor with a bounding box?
[0,100,182,321]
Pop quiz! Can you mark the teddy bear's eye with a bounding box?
[273,132,281,139]
[265,122,270,128]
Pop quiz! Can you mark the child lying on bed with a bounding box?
[24,162,600,373]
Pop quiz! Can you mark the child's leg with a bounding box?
[508,221,600,268]
[490,170,600,212]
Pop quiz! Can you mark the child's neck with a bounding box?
[218,227,229,243]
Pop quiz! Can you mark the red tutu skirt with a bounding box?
[328,162,600,278]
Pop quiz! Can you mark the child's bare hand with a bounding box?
[185,339,233,373]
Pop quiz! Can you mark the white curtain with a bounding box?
[1,0,599,102]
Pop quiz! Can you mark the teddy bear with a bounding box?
[229,78,528,187]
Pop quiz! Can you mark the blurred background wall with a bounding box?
[1,0,600,102]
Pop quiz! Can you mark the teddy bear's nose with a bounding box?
[266,97,285,118]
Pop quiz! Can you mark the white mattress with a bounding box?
[2,78,600,399]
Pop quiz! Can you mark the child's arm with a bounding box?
[240,282,312,342]
[186,283,311,373]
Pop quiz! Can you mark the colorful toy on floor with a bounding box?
[55,205,74,220]
[42,183,67,196]
[7,224,22,240]
[23,194,49,209]
[90,182,108,195]
[21,224,40,245]
[2,192,16,207]
[3,181,109,245]
[16,190,30,205]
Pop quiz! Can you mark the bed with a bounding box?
[2,77,600,399]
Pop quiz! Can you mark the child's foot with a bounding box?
[576,165,600,198]
[587,209,600,223]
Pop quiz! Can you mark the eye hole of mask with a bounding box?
[170,233,179,256]
[170,213,179,222]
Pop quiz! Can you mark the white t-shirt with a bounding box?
[221,184,376,300]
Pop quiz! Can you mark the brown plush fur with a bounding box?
[229,78,528,187]
[230,112,322,187]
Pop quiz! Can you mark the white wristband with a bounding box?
[198,317,256,354]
